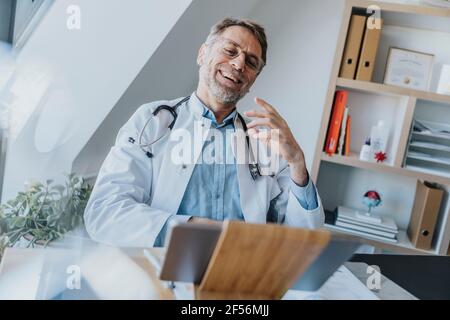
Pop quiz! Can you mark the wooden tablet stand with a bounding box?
[195,221,331,300]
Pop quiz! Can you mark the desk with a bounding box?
[0,247,175,300]
[0,247,416,300]
[351,254,450,300]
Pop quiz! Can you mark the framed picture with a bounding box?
[437,65,450,95]
[383,47,434,91]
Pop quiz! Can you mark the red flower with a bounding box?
[375,152,387,163]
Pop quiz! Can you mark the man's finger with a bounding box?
[250,130,270,140]
[247,119,277,130]
[255,97,280,116]
[247,128,259,137]
[244,110,270,119]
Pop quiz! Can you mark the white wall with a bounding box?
[240,0,346,171]
[240,0,417,171]
[75,0,346,178]
[3,0,432,201]
[73,0,262,177]
[1,0,192,202]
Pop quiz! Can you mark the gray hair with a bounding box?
[205,17,268,66]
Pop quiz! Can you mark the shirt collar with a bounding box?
[190,92,237,127]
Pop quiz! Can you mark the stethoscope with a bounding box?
[131,96,264,180]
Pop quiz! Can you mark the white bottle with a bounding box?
[359,139,371,161]
[370,121,389,162]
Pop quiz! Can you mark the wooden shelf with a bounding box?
[321,152,450,185]
[336,78,450,105]
[324,224,434,255]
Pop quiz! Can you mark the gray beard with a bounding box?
[202,68,248,104]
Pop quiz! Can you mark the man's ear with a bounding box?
[197,44,206,66]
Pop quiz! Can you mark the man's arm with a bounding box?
[267,164,324,229]
[290,173,318,210]
[244,97,324,228]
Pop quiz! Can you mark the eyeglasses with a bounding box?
[212,36,265,73]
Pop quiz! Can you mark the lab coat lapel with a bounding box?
[233,116,268,224]
[151,99,210,214]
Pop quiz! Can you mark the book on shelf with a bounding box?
[344,115,351,156]
[337,216,398,233]
[324,90,348,155]
[325,207,399,243]
[335,220,397,239]
[337,107,349,155]
[337,206,398,231]
[326,223,399,244]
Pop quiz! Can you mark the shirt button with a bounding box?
[182,164,187,169]
[215,194,220,199]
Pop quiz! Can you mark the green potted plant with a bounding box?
[0,174,92,259]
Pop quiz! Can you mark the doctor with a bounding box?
[84,18,324,247]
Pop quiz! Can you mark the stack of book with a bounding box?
[327,206,399,243]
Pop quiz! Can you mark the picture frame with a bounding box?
[437,65,450,96]
[383,47,434,91]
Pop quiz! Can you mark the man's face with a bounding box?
[198,26,263,104]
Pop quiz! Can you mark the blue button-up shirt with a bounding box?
[154,94,318,247]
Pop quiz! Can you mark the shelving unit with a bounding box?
[336,78,450,105]
[321,152,450,185]
[312,0,450,255]
[326,222,434,255]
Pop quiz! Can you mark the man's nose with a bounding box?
[230,53,246,72]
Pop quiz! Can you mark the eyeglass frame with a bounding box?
[206,36,266,74]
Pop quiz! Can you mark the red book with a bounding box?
[324,91,348,155]
[344,115,351,156]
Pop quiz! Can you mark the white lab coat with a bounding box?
[84,96,325,247]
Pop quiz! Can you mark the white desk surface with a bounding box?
[0,247,416,300]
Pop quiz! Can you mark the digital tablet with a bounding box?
[159,223,361,291]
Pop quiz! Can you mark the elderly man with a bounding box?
[84,18,324,247]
